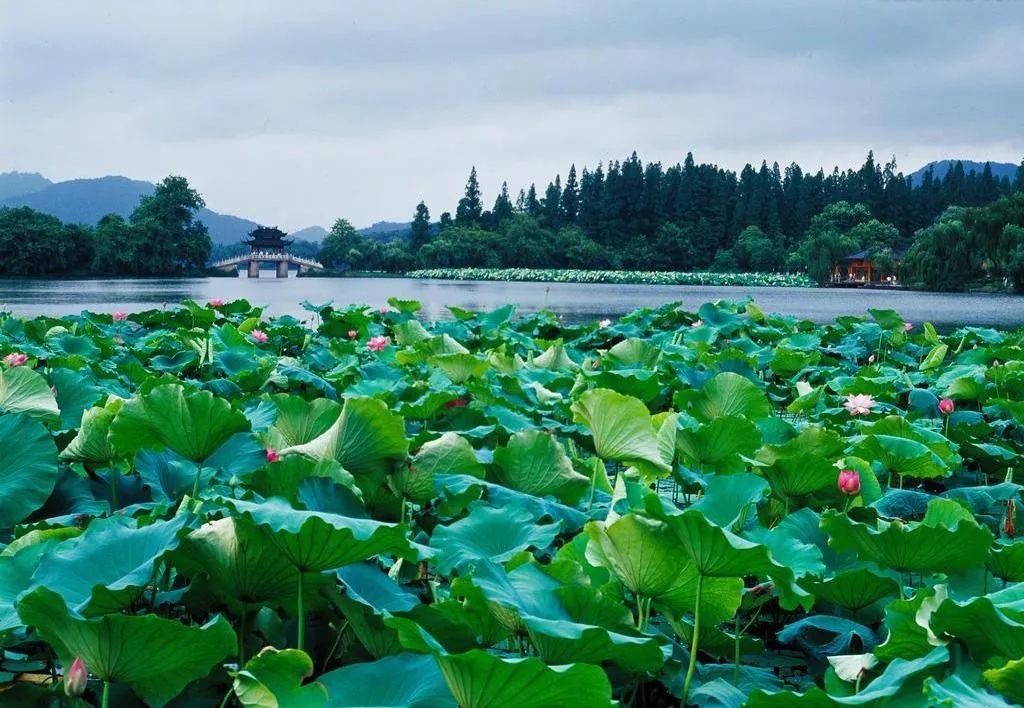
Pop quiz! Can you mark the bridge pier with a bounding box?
[277,260,289,278]
[247,260,260,278]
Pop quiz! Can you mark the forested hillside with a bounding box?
[317,152,1024,290]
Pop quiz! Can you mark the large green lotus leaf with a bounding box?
[758,426,846,497]
[49,367,103,431]
[802,567,901,612]
[861,415,959,464]
[854,434,950,480]
[17,586,236,708]
[746,646,949,706]
[983,657,1024,704]
[822,501,993,574]
[395,432,485,504]
[571,388,669,472]
[584,514,682,599]
[692,372,770,421]
[584,368,661,403]
[32,513,188,616]
[605,337,662,369]
[265,393,342,449]
[655,562,744,626]
[233,647,327,708]
[675,416,761,474]
[493,430,588,503]
[0,366,59,422]
[652,506,810,610]
[745,521,826,584]
[59,404,117,464]
[282,396,408,475]
[0,530,74,634]
[923,675,1015,708]
[227,497,414,572]
[435,650,612,708]
[0,413,59,528]
[320,653,455,707]
[250,456,357,506]
[175,517,326,613]
[109,383,251,463]
[931,585,1024,663]
[469,560,667,671]
[336,562,420,614]
[873,585,947,662]
[429,503,560,574]
[689,473,769,528]
[988,541,1024,582]
[432,353,489,383]
[530,342,579,371]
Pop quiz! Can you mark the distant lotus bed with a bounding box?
[405,267,816,288]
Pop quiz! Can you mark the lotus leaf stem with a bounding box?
[681,573,704,705]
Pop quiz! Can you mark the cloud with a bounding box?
[1,0,1022,229]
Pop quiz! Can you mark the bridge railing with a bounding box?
[209,252,324,269]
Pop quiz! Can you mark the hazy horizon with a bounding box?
[2,1,1022,230]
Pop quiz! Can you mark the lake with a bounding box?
[1,273,1022,328]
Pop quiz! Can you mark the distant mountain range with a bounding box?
[0,172,408,245]
[908,160,1019,186]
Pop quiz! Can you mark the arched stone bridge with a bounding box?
[211,251,325,277]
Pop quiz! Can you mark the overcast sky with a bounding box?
[2,1,1022,230]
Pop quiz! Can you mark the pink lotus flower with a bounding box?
[598,319,611,329]
[347,330,358,339]
[843,393,876,416]
[367,335,389,352]
[64,656,88,697]
[904,322,913,332]
[938,398,955,415]
[265,448,280,463]
[209,298,225,308]
[838,469,861,495]
[250,329,268,344]
[112,311,128,322]
[2,352,28,367]
[691,319,703,328]
[379,307,389,315]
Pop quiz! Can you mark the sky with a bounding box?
[2,1,1022,230]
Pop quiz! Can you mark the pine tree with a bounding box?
[409,201,431,251]
[492,182,514,225]
[455,166,483,226]
[561,165,579,224]
[542,176,562,227]
[524,184,541,217]
[439,212,453,230]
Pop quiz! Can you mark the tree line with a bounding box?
[0,176,211,276]
[318,152,1024,289]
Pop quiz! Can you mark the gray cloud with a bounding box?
[2,0,1022,229]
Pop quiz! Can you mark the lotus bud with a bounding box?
[938,398,955,415]
[64,656,88,697]
[1005,500,1016,538]
[347,330,358,339]
[265,448,280,463]
[837,469,861,496]
[112,310,128,322]
[209,298,225,308]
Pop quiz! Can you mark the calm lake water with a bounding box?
[1,272,1022,328]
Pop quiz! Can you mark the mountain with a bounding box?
[909,160,1019,186]
[0,171,412,246]
[0,174,260,245]
[0,171,53,200]
[359,220,410,240]
[289,225,328,242]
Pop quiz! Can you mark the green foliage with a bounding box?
[0,297,1021,705]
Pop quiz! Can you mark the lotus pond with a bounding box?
[0,298,1022,707]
